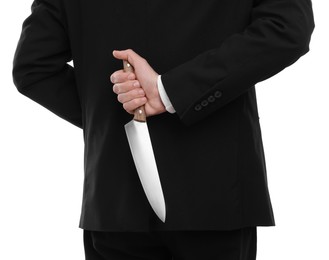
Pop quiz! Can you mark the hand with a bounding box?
[110,49,166,117]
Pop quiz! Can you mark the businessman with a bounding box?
[12,0,314,259]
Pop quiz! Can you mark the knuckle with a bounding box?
[117,94,123,103]
[123,103,130,111]
[112,84,117,93]
[127,73,135,80]
[140,57,147,63]
[134,99,141,106]
[117,84,122,93]
[133,88,140,95]
[133,80,139,88]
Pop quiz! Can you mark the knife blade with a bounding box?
[123,60,166,223]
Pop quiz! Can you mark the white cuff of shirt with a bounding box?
[157,75,176,114]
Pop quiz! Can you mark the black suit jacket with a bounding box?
[12,0,314,231]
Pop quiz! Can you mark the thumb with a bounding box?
[112,49,142,68]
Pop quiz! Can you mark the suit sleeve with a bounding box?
[12,0,83,129]
[161,0,315,126]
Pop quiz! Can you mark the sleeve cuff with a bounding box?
[157,75,176,114]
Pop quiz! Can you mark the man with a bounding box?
[12,0,314,259]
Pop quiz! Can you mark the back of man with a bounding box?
[12,0,314,259]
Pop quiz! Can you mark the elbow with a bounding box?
[12,60,40,95]
[274,20,314,66]
[12,57,29,94]
[270,1,315,62]
[292,21,315,58]
[12,67,25,94]
[12,48,41,94]
[287,4,315,60]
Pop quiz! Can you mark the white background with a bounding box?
[1,1,328,259]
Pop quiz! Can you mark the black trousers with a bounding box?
[84,227,257,260]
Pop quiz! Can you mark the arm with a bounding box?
[12,0,83,128]
[161,0,315,125]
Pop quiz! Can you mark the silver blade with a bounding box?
[125,119,166,222]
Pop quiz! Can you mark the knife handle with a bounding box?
[123,60,147,122]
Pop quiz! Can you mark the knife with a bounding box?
[123,60,166,223]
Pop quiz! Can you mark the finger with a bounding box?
[112,49,145,68]
[117,88,145,104]
[123,97,147,113]
[113,80,140,94]
[110,70,135,84]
